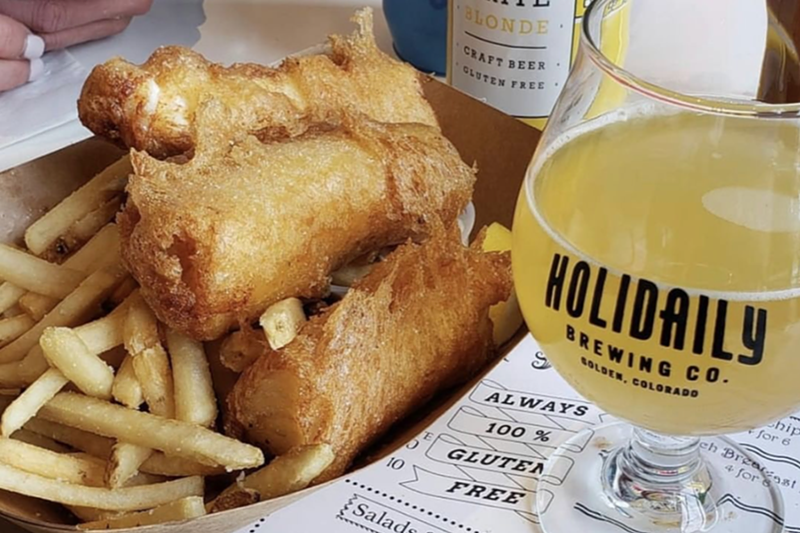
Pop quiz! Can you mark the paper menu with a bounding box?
[236,335,800,533]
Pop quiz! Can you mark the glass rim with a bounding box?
[582,0,800,118]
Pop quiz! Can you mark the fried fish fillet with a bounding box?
[78,9,438,159]
[118,106,475,340]
[227,229,512,481]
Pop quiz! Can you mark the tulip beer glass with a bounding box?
[512,1,800,531]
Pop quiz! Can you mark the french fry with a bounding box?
[125,294,174,417]
[39,392,264,469]
[68,506,123,523]
[106,443,153,489]
[22,417,221,476]
[70,454,165,487]
[24,156,131,256]
[0,360,25,388]
[122,293,160,355]
[108,277,138,307]
[259,297,306,350]
[0,463,203,511]
[16,346,49,384]
[40,327,115,400]
[219,329,265,373]
[139,452,225,477]
[112,355,143,409]
[62,196,123,258]
[17,294,54,323]
[208,487,260,514]
[0,282,26,315]
[11,428,71,453]
[64,224,121,272]
[78,496,207,530]
[167,329,217,427]
[0,438,105,486]
[236,443,333,498]
[124,471,168,487]
[0,314,35,348]
[17,300,134,385]
[2,304,23,318]
[131,345,174,418]
[19,224,119,321]
[74,293,134,354]
[17,224,122,321]
[0,264,127,364]
[67,452,108,466]
[1,368,69,436]
[0,244,85,298]
[212,444,334,512]
[331,263,374,287]
[24,418,113,459]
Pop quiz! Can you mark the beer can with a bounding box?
[446,0,629,129]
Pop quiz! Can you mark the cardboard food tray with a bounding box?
[0,76,541,533]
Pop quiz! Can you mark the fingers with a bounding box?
[0,0,151,91]
[42,16,132,51]
[0,13,43,91]
[0,0,152,34]
[0,57,42,91]
[0,13,43,60]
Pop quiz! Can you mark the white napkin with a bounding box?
[0,50,88,150]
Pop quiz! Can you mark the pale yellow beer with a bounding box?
[513,109,800,435]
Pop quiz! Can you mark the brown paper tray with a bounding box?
[0,76,540,532]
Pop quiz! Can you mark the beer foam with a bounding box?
[522,106,800,303]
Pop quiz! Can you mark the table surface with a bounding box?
[0,2,385,530]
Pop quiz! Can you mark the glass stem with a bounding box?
[624,428,703,483]
[602,427,716,531]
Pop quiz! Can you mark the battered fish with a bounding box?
[227,228,513,481]
[78,9,438,159]
[119,104,475,340]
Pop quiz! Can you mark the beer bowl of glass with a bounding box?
[512,1,800,532]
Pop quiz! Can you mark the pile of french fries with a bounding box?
[0,156,335,530]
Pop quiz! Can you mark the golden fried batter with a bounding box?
[78,9,438,158]
[119,106,475,340]
[228,228,512,481]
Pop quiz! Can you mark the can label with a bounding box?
[447,0,586,128]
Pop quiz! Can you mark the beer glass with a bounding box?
[512,1,800,531]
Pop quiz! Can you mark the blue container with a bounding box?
[383,0,447,75]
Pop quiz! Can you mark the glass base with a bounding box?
[536,422,785,533]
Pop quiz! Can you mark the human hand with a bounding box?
[0,0,153,91]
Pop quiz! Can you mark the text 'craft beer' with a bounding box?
[512,108,800,436]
